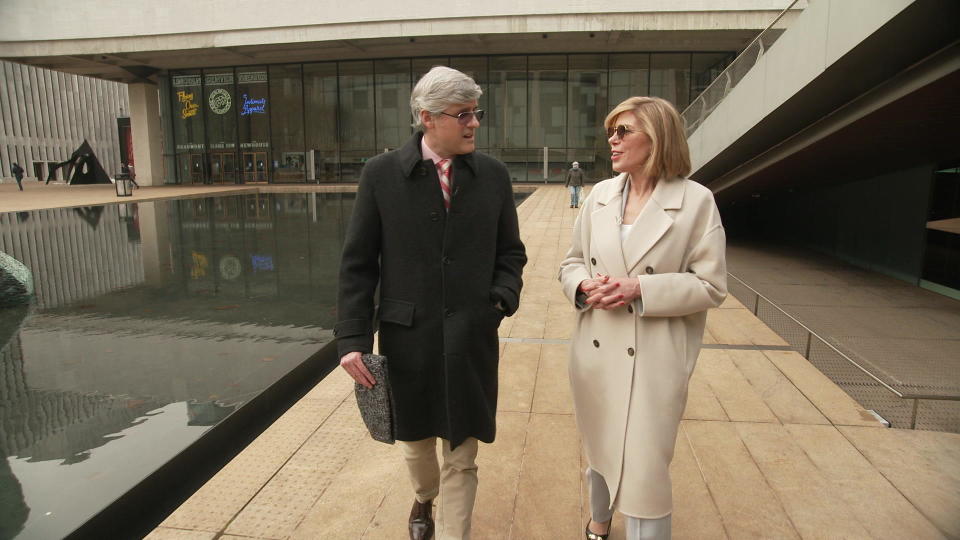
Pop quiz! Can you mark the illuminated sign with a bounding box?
[178,91,199,120]
[190,251,208,279]
[251,255,274,273]
[209,88,232,114]
[240,94,267,116]
[220,255,242,280]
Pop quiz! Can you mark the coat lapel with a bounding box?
[450,152,478,206]
[399,132,480,212]
[590,174,629,278]
[623,177,685,275]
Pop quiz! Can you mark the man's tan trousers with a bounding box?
[398,437,479,540]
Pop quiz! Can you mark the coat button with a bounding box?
[591,258,597,265]
[430,211,440,222]
[593,339,599,348]
[627,347,635,356]
[645,266,654,274]
[445,309,453,318]
[442,256,451,265]
[627,305,634,314]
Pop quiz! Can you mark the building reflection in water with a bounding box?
[0,192,354,539]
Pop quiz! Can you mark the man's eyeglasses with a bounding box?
[606,125,638,140]
[439,109,485,125]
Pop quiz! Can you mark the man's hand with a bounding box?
[340,351,376,389]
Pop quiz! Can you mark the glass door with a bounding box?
[243,152,268,183]
[208,152,237,184]
[189,153,205,184]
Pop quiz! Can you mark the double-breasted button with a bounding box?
[442,256,451,265]
[590,258,597,265]
[627,305,634,314]
[645,266,654,274]
[444,309,453,318]
[430,211,440,222]
[627,347,635,356]
[592,339,599,348]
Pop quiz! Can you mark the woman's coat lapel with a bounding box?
[590,173,686,277]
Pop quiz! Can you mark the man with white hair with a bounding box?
[336,66,527,540]
[565,161,585,208]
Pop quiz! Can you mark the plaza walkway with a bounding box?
[128,185,958,540]
[2,181,957,538]
[725,240,960,433]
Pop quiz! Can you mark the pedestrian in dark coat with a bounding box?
[10,163,25,191]
[565,161,585,208]
[335,66,526,540]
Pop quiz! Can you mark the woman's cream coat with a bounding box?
[559,173,727,518]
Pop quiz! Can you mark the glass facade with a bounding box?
[168,52,733,184]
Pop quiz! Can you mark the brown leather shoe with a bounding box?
[408,499,434,540]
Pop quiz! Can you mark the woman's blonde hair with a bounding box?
[604,96,690,180]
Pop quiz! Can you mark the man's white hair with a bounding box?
[410,66,482,129]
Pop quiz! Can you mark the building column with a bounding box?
[128,83,165,186]
[137,201,171,287]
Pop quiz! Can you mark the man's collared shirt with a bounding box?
[421,137,454,186]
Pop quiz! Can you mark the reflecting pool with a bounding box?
[0,189,531,539]
[0,193,354,539]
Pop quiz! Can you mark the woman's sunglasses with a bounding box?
[606,125,638,140]
[439,109,485,125]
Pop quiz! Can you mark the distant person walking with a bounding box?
[10,162,25,191]
[566,161,584,208]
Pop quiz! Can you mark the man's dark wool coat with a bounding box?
[335,132,527,449]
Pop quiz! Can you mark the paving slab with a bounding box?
[764,349,881,427]
[697,349,779,423]
[786,424,947,539]
[838,426,960,538]
[736,422,871,538]
[472,411,529,539]
[289,433,401,539]
[532,343,574,414]
[497,343,541,413]
[143,528,218,540]
[729,349,828,425]
[671,424,727,540]
[511,412,581,539]
[683,420,800,539]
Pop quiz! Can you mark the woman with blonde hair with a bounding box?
[559,96,727,539]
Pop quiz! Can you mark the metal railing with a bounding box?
[681,0,802,137]
[728,273,960,430]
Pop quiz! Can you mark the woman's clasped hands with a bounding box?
[580,273,641,310]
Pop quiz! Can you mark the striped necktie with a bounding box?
[436,159,452,210]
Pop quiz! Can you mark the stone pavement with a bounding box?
[725,240,960,432]
[5,182,954,539]
[136,185,959,539]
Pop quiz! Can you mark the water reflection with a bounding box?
[0,193,355,539]
[0,189,530,539]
